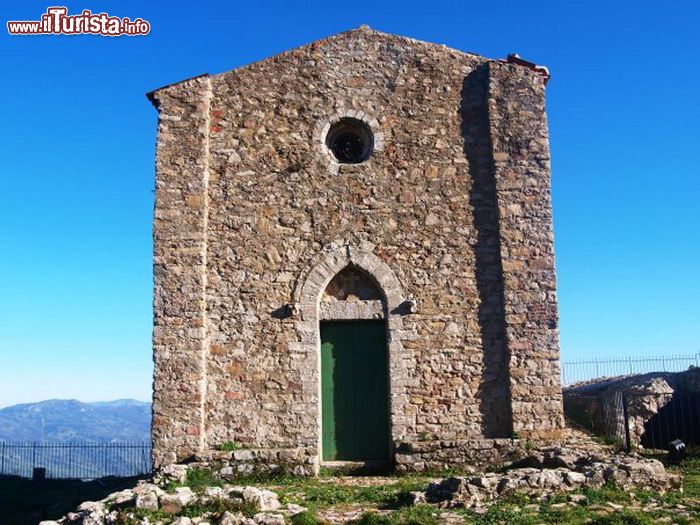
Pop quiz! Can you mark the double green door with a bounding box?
[321,321,390,461]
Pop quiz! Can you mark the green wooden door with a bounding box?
[321,321,390,461]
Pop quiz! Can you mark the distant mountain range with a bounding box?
[0,399,151,442]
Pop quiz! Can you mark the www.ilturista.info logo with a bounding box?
[7,6,150,36]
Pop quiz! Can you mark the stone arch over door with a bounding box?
[292,244,411,465]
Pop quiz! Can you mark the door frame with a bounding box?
[291,245,410,471]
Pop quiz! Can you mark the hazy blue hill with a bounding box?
[0,399,151,442]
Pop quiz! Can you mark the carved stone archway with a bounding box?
[292,244,411,465]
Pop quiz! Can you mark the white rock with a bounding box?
[203,486,224,499]
[470,476,497,490]
[569,494,588,504]
[160,463,189,483]
[102,489,135,505]
[175,486,196,500]
[77,501,104,512]
[220,466,236,480]
[242,487,280,511]
[253,512,285,525]
[134,482,165,497]
[160,486,195,513]
[219,511,254,525]
[79,511,106,525]
[233,449,255,461]
[282,503,307,516]
[237,463,255,476]
[135,492,159,511]
[564,471,586,486]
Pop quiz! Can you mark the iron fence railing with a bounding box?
[564,391,700,453]
[0,441,151,479]
[618,391,700,452]
[561,354,700,386]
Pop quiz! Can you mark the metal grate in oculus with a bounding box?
[0,441,152,479]
[326,118,374,164]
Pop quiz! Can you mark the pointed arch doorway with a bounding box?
[319,267,390,461]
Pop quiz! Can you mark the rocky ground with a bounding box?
[38,447,700,525]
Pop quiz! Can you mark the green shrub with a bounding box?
[180,467,223,492]
[282,478,425,510]
[218,441,241,451]
[225,465,296,485]
[352,506,439,525]
[291,510,323,525]
[353,512,391,525]
[463,503,539,525]
[588,511,661,525]
[388,505,440,525]
[581,483,631,505]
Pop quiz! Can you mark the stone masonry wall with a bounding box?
[149,27,564,470]
[150,75,212,466]
[488,62,564,437]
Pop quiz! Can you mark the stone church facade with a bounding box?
[148,27,564,474]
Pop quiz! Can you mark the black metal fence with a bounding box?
[564,391,700,452]
[628,392,700,451]
[561,354,700,386]
[0,442,152,479]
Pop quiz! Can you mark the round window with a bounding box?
[325,118,374,164]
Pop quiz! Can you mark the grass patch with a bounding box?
[459,501,691,525]
[587,510,681,525]
[273,456,700,523]
[461,503,541,525]
[581,483,632,505]
[273,477,428,511]
[226,468,299,486]
[217,441,241,452]
[353,505,440,525]
[291,510,323,525]
[669,454,700,499]
[165,467,223,492]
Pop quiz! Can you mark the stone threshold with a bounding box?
[321,460,393,475]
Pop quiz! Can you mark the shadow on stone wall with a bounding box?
[460,66,513,438]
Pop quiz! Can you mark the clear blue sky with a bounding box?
[1,0,698,407]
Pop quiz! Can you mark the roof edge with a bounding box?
[500,54,551,84]
[146,73,209,107]
[144,25,490,102]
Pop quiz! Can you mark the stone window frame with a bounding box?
[314,110,385,175]
[291,244,411,465]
